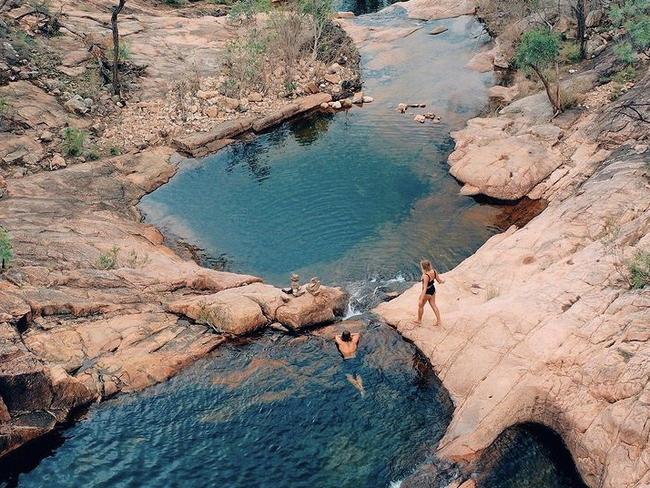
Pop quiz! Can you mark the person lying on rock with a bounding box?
[335,330,361,359]
[415,259,444,326]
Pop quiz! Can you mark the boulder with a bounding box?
[305,81,320,94]
[64,95,90,115]
[204,106,220,118]
[362,96,374,103]
[335,11,355,18]
[50,154,66,169]
[488,85,519,104]
[352,91,364,104]
[324,73,341,85]
[329,101,342,109]
[327,63,342,74]
[248,92,263,102]
[414,114,426,123]
[39,131,54,143]
[0,175,6,199]
[221,96,240,111]
[397,103,408,113]
[197,89,220,100]
[586,9,604,28]
[340,99,353,109]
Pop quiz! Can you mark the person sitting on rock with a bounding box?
[335,330,361,359]
[416,259,444,326]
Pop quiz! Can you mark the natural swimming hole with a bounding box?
[0,12,586,488]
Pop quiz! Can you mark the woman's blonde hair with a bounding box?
[420,259,432,272]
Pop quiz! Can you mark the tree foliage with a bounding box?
[516,29,563,113]
[0,228,12,269]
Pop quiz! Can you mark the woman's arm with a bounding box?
[435,271,445,284]
[421,274,428,292]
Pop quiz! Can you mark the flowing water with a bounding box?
[0,9,587,488]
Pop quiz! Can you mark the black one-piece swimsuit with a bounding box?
[425,272,436,295]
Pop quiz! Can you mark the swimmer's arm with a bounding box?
[352,333,360,345]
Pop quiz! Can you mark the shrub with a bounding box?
[612,65,638,84]
[85,147,100,161]
[515,29,562,112]
[164,0,187,6]
[560,42,582,63]
[96,245,120,270]
[229,0,270,22]
[628,251,650,289]
[62,128,86,157]
[221,29,267,98]
[609,0,649,26]
[268,10,310,86]
[300,0,334,58]
[110,146,122,156]
[0,97,9,118]
[628,16,650,50]
[615,42,637,64]
[0,228,13,270]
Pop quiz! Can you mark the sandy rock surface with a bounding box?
[377,71,650,488]
[0,146,344,457]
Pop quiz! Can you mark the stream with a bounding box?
[0,8,587,488]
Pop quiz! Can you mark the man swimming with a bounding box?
[334,330,360,359]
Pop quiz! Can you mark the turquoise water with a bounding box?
[2,324,454,488]
[0,12,587,488]
[141,16,503,286]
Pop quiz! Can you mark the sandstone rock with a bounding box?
[204,106,220,118]
[414,114,426,123]
[50,154,66,169]
[329,101,342,109]
[340,99,353,109]
[488,85,519,104]
[586,9,604,28]
[0,176,6,199]
[327,63,342,74]
[458,480,476,488]
[248,92,263,102]
[467,49,495,72]
[221,97,240,111]
[64,95,90,115]
[352,91,364,104]
[362,96,374,103]
[62,50,92,67]
[39,130,54,143]
[197,89,220,100]
[385,0,476,20]
[397,103,408,113]
[320,102,329,109]
[57,66,86,78]
[305,81,320,94]
[324,73,341,85]
[335,11,355,18]
[459,183,480,196]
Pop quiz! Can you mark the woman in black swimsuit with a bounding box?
[416,259,444,326]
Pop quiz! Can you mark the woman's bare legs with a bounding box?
[416,295,427,324]
[428,295,442,326]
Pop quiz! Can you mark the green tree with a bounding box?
[0,228,13,270]
[300,0,333,59]
[516,29,562,114]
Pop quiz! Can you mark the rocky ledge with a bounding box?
[376,68,650,488]
[0,147,347,458]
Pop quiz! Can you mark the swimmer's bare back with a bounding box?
[335,333,361,359]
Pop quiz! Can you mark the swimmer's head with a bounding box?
[341,330,352,342]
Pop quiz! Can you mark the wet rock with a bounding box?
[352,91,364,104]
[397,103,408,113]
[329,101,342,109]
[429,26,448,35]
[340,98,353,109]
[362,96,374,103]
[414,114,426,123]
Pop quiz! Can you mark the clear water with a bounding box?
[0,12,587,488]
[140,15,504,286]
[3,324,454,488]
